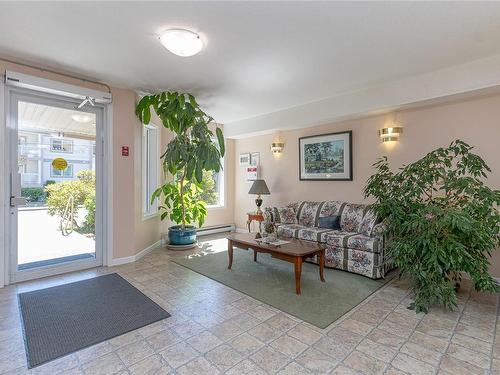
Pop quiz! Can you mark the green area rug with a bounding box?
[173,249,393,328]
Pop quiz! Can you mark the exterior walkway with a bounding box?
[18,208,94,266]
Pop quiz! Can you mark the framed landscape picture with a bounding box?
[299,130,352,181]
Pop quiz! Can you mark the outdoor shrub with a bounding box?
[364,140,500,313]
[45,170,95,232]
[195,170,219,206]
[21,187,45,202]
[82,191,96,234]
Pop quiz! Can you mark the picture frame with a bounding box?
[250,152,260,166]
[299,130,352,181]
[239,153,250,166]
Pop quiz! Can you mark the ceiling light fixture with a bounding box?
[71,113,94,123]
[159,29,203,57]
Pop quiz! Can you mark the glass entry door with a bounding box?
[8,91,103,283]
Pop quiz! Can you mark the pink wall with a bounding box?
[233,93,500,277]
[0,61,160,260]
[113,88,161,258]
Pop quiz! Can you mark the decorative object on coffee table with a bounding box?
[299,130,352,181]
[263,221,277,235]
[227,232,325,294]
[247,212,264,232]
[248,179,270,214]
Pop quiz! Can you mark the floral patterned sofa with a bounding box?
[263,201,388,279]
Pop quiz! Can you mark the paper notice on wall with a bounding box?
[246,166,258,181]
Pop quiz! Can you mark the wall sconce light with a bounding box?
[378,127,403,142]
[270,142,285,154]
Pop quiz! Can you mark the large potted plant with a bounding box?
[136,92,225,245]
[364,140,500,313]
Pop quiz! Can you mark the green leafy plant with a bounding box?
[364,140,500,313]
[45,170,95,233]
[195,170,219,206]
[135,92,225,228]
[21,187,46,203]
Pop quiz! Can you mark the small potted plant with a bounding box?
[136,92,225,246]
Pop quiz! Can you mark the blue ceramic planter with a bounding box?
[168,225,197,245]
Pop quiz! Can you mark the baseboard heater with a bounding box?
[197,224,235,236]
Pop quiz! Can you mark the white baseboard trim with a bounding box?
[197,224,235,237]
[135,240,162,260]
[109,240,162,266]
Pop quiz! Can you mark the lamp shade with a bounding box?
[248,179,270,195]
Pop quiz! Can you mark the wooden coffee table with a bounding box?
[226,232,325,294]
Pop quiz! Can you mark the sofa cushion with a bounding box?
[263,207,274,223]
[319,201,345,218]
[372,220,387,238]
[277,224,305,238]
[325,231,381,253]
[323,246,384,279]
[286,201,301,214]
[346,234,381,253]
[340,203,366,232]
[296,227,337,243]
[297,201,322,227]
[273,207,298,224]
[358,209,378,236]
[325,231,357,248]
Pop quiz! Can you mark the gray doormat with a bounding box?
[18,273,170,368]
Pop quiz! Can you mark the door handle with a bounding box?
[10,196,28,207]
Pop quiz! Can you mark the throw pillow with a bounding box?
[263,207,273,222]
[358,209,378,236]
[318,215,340,230]
[273,207,298,224]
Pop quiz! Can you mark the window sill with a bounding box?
[142,212,159,222]
[206,204,225,210]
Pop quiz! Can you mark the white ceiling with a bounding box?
[1,2,500,126]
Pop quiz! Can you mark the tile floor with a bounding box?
[0,235,499,374]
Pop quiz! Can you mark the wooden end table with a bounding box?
[246,212,264,232]
[227,232,325,295]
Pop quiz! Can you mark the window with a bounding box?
[201,167,224,207]
[202,138,224,208]
[50,138,73,153]
[142,124,158,218]
[51,164,73,178]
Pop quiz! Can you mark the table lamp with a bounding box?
[248,179,270,214]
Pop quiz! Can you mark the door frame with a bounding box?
[2,84,112,285]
